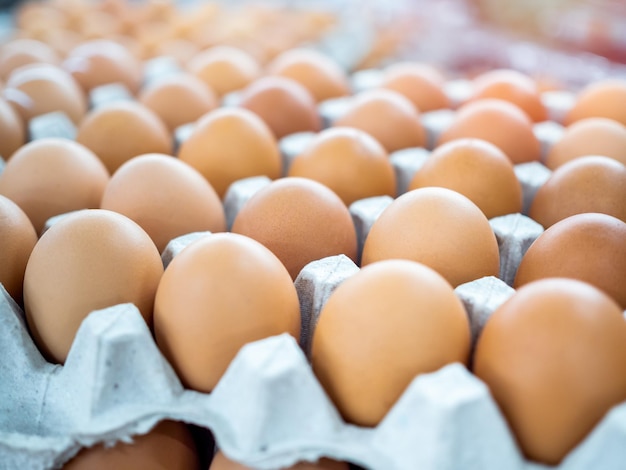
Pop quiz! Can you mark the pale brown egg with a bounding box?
[231,177,357,279]
[437,98,541,164]
[0,195,37,303]
[63,39,143,94]
[379,62,450,112]
[565,79,626,126]
[138,73,217,132]
[153,38,201,65]
[154,232,301,392]
[178,107,281,198]
[0,38,60,81]
[469,69,547,122]
[474,278,626,465]
[362,187,500,287]
[530,156,626,227]
[333,89,426,153]
[239,76,322,139]
[0,97,26,159]
[265,48,350,102]
[187,45,261,97]
[64,421,199,469]
[409,138,522,218]
[76,101,171,173]
[24,209,163,363]
[100,153,226,252]
[288,127,396,205]
[0,138,109,234]
[545,117,626,169]
[514,213,626,308]
[4,63,87,124]
[312,259,470,427]
[209,451,349,470]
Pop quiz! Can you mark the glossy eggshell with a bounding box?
[409,138,522,219]
[361,187,500,287]
[529,156,626,227]
[231,177,357,279]
[209,451,348,470]
[333,89,426,153]
[0,195,38,303]
[312,259,470,427]
[544,117,626,169]
[0,97,26,159]
[514,213,626,308]
[287,127,396,205]
[565,79,626,126]
[473,278,626,465]
[0,38,60,80]
[0,138,110,234]
[63,421,199,469]
[177,107,281,198]
[153,233,301,392]
[100,154,226,252]
[437,98,541,164]
[23,209,163,363]
[379,62,450,112]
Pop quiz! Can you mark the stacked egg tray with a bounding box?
[1,58,625,470]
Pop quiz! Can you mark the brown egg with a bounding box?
[333,89,426,153]
[312,259,470,427]
[24,209,163,363]
[76,101,171,174]
[265,48,350,102]
[544,117,626,169]
[138,73,217,132]
[0,138,109,234]
[565,79,626,126]
[0,195,37,303]
[474,278,626,465]
[409,138,522,219]
[239,76,322,139]
[288,127,396,205]
[178,107,281,198]
[4,63,87,124]
[379,62,450,112]
[515,213,626,308]
[362,187,499,287]
[0,97,26,159]
[469,69,547,122]
[437,98,541,164]
[64,421,199,469]
[209,451,348,470]
[63,39,143,94]
[187,45,261,97]
[154,232,301,392]
[0,38,59,80]
[153,38,201,65]
[231,177,357,279]
[530,156,626,227]
[101,154,226,252]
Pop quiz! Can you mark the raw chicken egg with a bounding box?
[231,177,357,279]
[210,451,349,470]
[474,278,626,465]
[379,61,449,112]
[409,138,522,219]
[154,232,301,392]
[437,98,541,164]
[565,79,626,126]
[177,107,281,198]
[0,138,109,234]
[239,76,322,139]
[333,89,426,153]
[24,209,163,363]
[100,153,226,252]
[287,127,396,205]
[0,38,59,80]
[514,213,626,308]
[76,101,171,173]
[312,259,470,427]
[530,155,626,227]
[544,117,626,169]
[0,97,25,159]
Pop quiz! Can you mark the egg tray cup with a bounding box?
[2,245,626,470]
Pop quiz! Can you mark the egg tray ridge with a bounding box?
[1,277,625,470]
